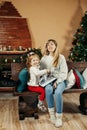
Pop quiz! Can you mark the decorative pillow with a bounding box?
[74,69,85,89]
[17,68,29,92]
[82,68,87,89]
[65,69,76,90]
[82,82,87,89]
[73,70,80,88]
[82,68,87,82]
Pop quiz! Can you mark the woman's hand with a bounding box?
[53,82,57,88]
[47,69,51,74]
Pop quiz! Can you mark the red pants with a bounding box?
[27,85,45,101]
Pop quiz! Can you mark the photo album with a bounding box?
[39,74,57,87]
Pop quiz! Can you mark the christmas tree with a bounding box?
[68,11,87,62]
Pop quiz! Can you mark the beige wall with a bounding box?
[8,0,87,58]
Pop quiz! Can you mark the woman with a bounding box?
[40,39,68,127]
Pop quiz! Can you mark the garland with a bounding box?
[0,48,42,70]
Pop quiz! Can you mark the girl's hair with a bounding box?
[26,53,40,69]
[44,39,59,67]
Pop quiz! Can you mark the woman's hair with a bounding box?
[44,39,59,67]
[26,53,40,69]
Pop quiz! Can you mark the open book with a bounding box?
[39,74,57,87]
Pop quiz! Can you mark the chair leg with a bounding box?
[18,95,39,120]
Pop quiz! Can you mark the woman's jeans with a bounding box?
[45,81,66,113]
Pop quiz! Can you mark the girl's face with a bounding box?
[47,41,56,53]
[30,56,40,66]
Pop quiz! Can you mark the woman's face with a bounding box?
[47,41,56,53]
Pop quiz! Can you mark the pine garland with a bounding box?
[0,48,42,70]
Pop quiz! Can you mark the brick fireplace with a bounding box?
[0,1,32,91]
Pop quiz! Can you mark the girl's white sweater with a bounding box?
[27,66,47,86]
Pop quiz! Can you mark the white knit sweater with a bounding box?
[40,54,68,84]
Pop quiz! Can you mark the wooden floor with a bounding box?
[0,93,87,130]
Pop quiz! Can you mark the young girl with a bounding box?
[27,52,49,112]
[40,39,68,127]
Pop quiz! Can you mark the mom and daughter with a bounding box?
[27,39,68,128]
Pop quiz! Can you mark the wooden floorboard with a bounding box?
[0,93,87,130]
